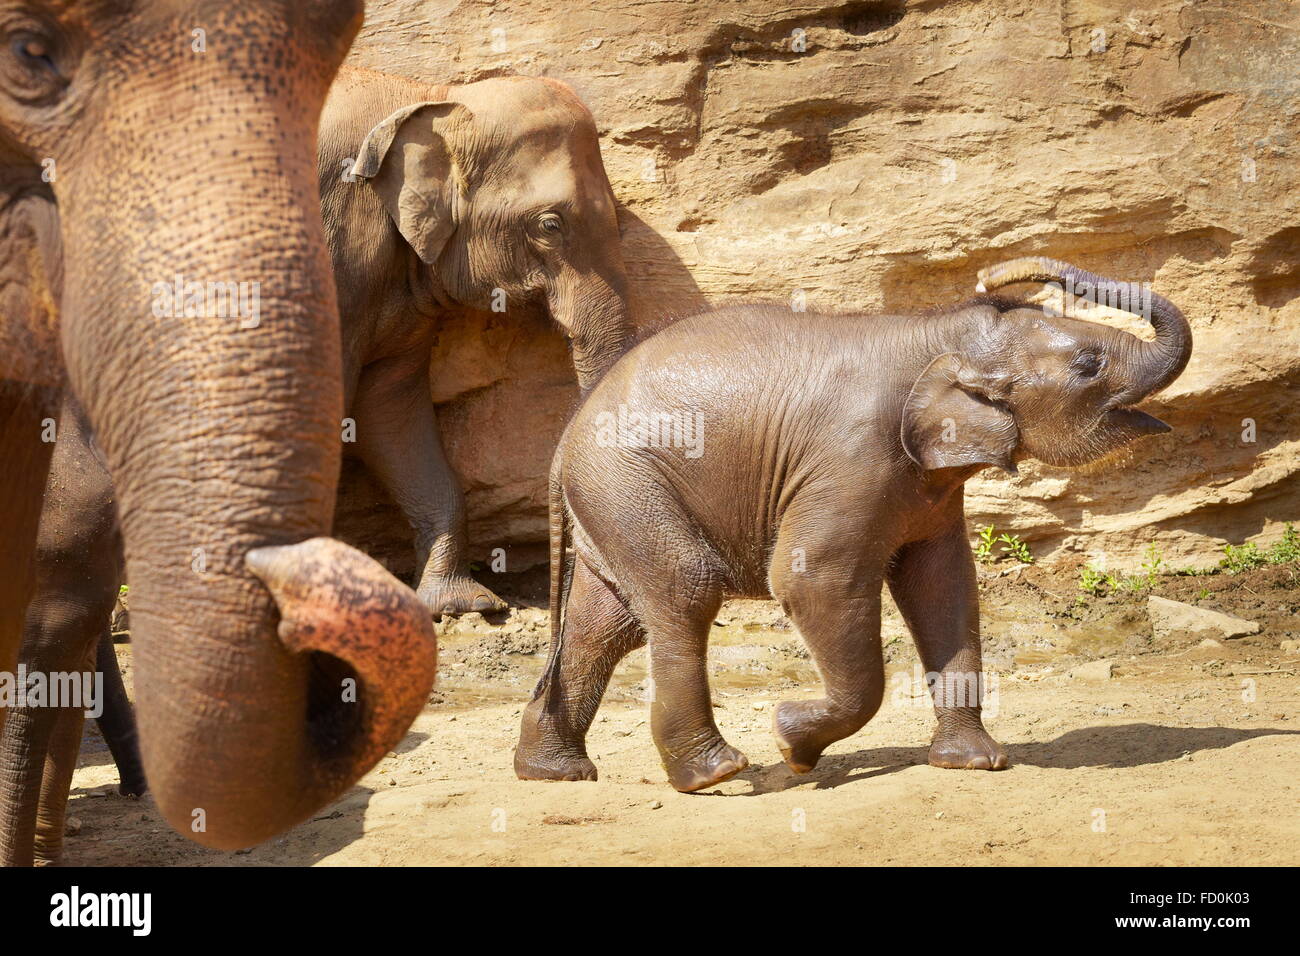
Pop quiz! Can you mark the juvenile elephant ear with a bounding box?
[901,352,1020,474]
[349,101,473,265]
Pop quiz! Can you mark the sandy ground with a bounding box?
[60,563,1300,866]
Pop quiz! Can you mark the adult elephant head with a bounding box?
[0,1,437,850]
[345,73,632,389]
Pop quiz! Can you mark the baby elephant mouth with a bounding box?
[1032,405,1173,470]
[1103,405,1172,436]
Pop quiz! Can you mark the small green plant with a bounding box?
[1139,542,1165,589]
[1220,541,1266,574]
[997,532,1035,565]
[973,524,1034,565]
[1203,523,1300,574]
[1077,564,1118,599]
[1266,523,1300,564]
[118,584,129,598]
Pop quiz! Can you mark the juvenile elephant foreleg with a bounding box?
[886,519,1008,771]
[351,355,506,617]
[770,584,885,773]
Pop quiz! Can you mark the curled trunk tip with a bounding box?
[246,536,438,778]
[976,256,1076,292]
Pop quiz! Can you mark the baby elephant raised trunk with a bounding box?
[977,256,1193,403]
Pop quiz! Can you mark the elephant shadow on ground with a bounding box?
[730,724,1298,794]
[63,731,430,866]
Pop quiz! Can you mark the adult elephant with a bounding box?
[0,0,438,856]
[319,67,632,615]
[1,62,631,863]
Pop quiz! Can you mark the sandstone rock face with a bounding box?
[338,0,1300,578]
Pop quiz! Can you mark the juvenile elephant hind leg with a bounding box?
[642,588,749,793]
[554,470,746,792]
[515,559,644,782]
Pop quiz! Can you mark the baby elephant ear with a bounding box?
[349,101,473,265]
[901,352,1019,474]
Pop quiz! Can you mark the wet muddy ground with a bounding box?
[61,559,1299,866]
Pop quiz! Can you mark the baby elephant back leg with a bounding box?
[565,471,746,793]
[515,558,644,782]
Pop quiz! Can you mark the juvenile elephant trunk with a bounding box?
[977,256,1192,402]
[51,2,436,850]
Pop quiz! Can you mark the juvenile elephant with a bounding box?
[515,258,1192,792]
[0,1,438,855]
[320,67,632,615]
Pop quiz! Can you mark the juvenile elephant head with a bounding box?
[0,1,438,850]
[349,75,632,390]
[902,258,1192,472]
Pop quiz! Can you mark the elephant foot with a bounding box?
[665,738,749,793]
[772,700,835,773]
[514,748,598,782]
[514,702,598,782]
[118,777,148,799]
[928,721,1009,771]
[418,572,507,618]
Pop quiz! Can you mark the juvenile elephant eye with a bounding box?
[1074,353,1103,377]
[538,214,563,235]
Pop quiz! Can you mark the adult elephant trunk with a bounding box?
[49,2,436,850]
[977,257,1192,403]
[550,263,633,393]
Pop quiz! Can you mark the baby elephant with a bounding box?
[516,258,1191,792]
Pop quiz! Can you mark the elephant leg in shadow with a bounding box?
[95,631,146,798]
[0,397,141,866]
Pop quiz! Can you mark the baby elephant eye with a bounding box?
[538,214,563,235]
[1074,353,1103,377]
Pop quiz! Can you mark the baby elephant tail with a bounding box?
[532,447,572,704]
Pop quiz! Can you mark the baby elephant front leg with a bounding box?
[771,592,886,773]
[887,524,1008,771]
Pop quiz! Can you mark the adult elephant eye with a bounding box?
[3,28,67,102]
[538,213,563,235]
